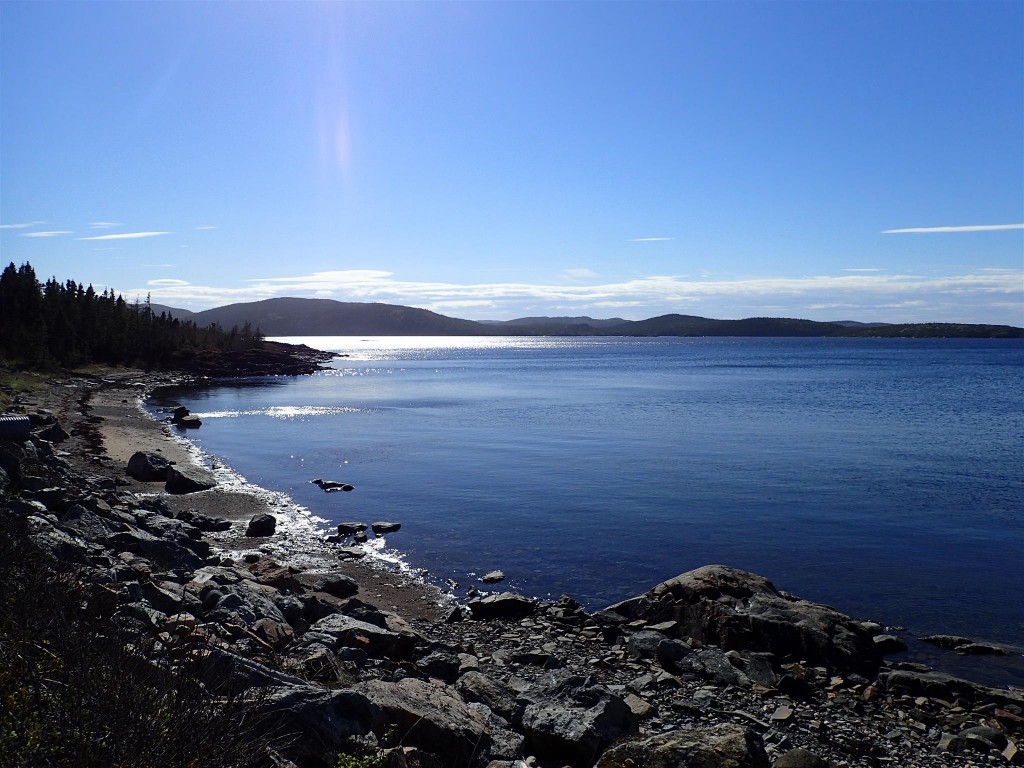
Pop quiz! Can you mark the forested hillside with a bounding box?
[0,262,262,369]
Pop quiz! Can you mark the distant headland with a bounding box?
[153,297,1023,339]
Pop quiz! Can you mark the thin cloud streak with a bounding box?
[132,270,1023,321]
[21,230,72,237]
[631,237,673,242]
[90,221,123,229]
[0,221,46,229]
[882,224,1024,234]
[77,231,172,241]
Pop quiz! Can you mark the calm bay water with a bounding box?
[149,336,1024,681]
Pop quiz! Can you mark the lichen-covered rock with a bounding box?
[596,723,769,768]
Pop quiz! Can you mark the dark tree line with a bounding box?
[0,262,263,369]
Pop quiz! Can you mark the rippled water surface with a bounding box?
[149,336,1024,679]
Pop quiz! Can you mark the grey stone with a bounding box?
[255,685,382,764]
[678,648,750,688]
[354,678,490,768]
[468,593,537,621]
[310,573,358,599]
[514,672,638,767]
[602,565,882,674]
[164,465,216,494]
[457,671,518,720]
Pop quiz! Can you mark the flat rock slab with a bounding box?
[596,723,769,768]
[469,593,537,621]
[164,465,217,494]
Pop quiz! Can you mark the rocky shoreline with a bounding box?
[2,370,1023,768]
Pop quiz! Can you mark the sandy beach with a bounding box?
[34,369,448,625]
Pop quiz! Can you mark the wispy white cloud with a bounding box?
[90,221,123,229]
[21,230,72,238]
[128,269,1023,326]
[631,237,673,242]
[77,231,172,241]
[0,221,46,229]
[144,263,175,268]
[195,225,217,230]
[882,224,1024,234]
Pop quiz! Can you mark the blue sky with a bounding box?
[2,1,1022,325]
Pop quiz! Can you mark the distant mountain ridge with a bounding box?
[150,297,1023,338]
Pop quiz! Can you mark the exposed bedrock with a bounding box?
[602,564,884,675]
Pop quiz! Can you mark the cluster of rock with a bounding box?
[2,408,1023,767]
[183,342,335,377]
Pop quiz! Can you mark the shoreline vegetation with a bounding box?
[2,348,1023,768]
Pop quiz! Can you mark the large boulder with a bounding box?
[303,613,417,661]
[164,465,217,494]
[254,684,382,764]
[127,451,172,481]
[602,565,881,674]
[596,723,770,768]
[513,672,638,767]
[468,593,537,621]
[245,513,277,537]
[354,677,491,768]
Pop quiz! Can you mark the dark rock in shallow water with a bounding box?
[312,478,353,492]
[922,634,974,650]
[127,450,171,481]
[596,723,769,768]
[164,465,216,494]
[372,521,401,534]
[603,564,882,675]
[337,521,368,535]
[873,634,907,654]
[244,513,276,537]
